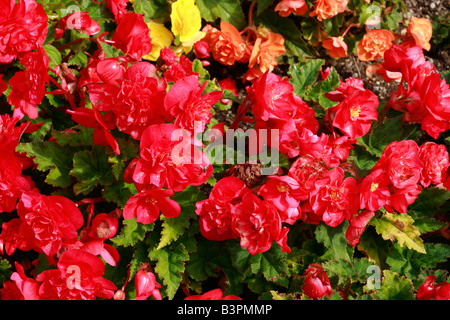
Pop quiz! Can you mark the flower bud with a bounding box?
[114,289,126,300]
[302,263,333,299]
[194,40,210,59]
[135,270,153,299]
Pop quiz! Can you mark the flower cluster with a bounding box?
[382,45,450,139]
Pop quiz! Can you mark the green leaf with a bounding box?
[371,270,415,300]
[412,216,447,234]
[387,243,450,279]
[408,187,450,218]
[255,10,313,58]
[67,50,88,67]
[28,117,52,142]
[300,17,320,43]
[358,115,421,157]
[108,138,139,181]
[358,2,382,26]
[158,209,192,250]
[102,181,137,209]
[371,212,426,254]
[111,217,154,247]
[269,291,297,300]
[249,244,288,287]
[323,257,373,286]
[357,227,389,269]
[256,0,274,16]
[132,0,170,22]
[323,14,344,37]
[50,126,94,147]
[43,44,62,69]
[315,221,353,261]
[99,41,125,59]
[382,7,403,32]
[348,145,379,175]
[148,243,189,299]
[186,240,224,281]
[0,259,12,284]
[128,242,151,280]
[157,186,205,249]
[289,59,325,98]
[304,66,340,109]
[79,0,113,24]
[186,238,244,295]
[227,239,252,273]
[70,145,115,195]
[196,0,246,30]
[16,141,73,188]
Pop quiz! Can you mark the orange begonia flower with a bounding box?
[275,0,308,17]
[357,29,396,61]
[322,37,348,58]
[202,22,250,66]
[407,17,433,51]
[244,26,286,82]
[309,0,348,21]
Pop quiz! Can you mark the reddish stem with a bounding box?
[229,97,251,129]
[341,23,360,37]
[248,0,257,27]
[46,76,77,110]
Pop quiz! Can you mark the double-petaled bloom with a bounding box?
[8,47,49,119]
[125,123,213,193]
[202,22,250,66]
[357,29,396,62]
[195,177,251,241]
[326,78,379,139]
[309,0,348,21]
[0,0,48,63]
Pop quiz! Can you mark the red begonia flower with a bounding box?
[0,0,48,63]
[112,12,152,61]
[195,177,251,241]
[184,288,241,300]
[302,263,333,299]
[123,185,180,225]
[8,46,49,119]
[36,249,117,300]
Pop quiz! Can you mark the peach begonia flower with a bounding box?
[309,0,349,21]
[244,26,286,82]
[357,29,396,61]
[407,17,433,51]
[202,22,250,66]
[143,21,174,61]
[322,37,348,58]
[275,0,308,17]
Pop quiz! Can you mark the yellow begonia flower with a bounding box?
[143,21,174,61]
[170,0,202,44]
[174,30,205,55]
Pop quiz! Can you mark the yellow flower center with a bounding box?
[370,182,379,192]
[350,105,361,120]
